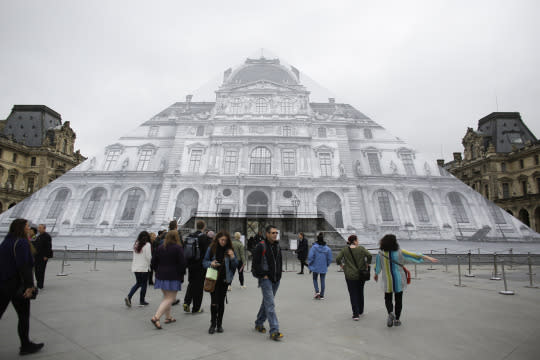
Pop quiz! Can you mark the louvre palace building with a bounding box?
[0,57,537,247]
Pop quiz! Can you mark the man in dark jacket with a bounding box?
[182,220,211,313]
[296,232,309,274]
[252,225,283,341]
[34,224,52,289]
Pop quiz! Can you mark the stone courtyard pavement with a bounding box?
[1,259,539,360]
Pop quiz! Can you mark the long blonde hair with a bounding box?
[164,230,180,248]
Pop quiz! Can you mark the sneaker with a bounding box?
[19,342,44,355]
[172,299,180,306]
[228,285,232,291]
[352,316,360,321]
[216,326,224,333]
[241,285,247,289]
[255,325,267,333]
[387,312,395,327]
[297,272,304,275]
[139,301,149,306]
[270,332,284,341]
[183,303,190,313]
[319,296,325,300]
[394,319,402,326]
[313,293,320,300]
[124,297,131,307]
[193,308,204,314]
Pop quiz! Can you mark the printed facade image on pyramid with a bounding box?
[1,57,538,247]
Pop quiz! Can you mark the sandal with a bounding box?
[164,318,176,324]
[151,316,162,330]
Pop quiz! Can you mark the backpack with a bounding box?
[183,233,201,263]
[252,240,269,277]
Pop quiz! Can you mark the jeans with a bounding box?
[127,272,148,303]
[255,278,280,334]
[312,272,326,297]
[210,280,227,327]
[345,279,365,316]
[34,257,48,289]
[385,292,403,319]
[237,261,244,286]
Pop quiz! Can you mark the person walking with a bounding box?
[307,233,332,300]
[374,234,438,327]
[231,232,246,289]
[252,225,283,341]
[125,231,152,307]
[148,232,157,285]
[0,218,44,355]
[296,232,308,274]
[183,220,211,314]
[33,224,53,289]
[202,231,238,334]
[335,235,372,320]
[150,230,186,329]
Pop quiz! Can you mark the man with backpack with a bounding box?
[182,220,211,313]
[252,225,283,341]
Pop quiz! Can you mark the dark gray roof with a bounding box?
[1,105,62,147]
[476,112,537,153]
[226,58,298,86]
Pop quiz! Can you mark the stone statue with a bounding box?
[355,160,362,177]
[424,162,432,176]
[121,158,129,171]
[159,158,168,171]
[339,161,346,178]
[87,157,96,170]
[390,161,398,175]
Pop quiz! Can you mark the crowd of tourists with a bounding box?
[0,217,438,356]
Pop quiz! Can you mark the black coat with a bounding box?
[252,238,282,283]
[297,238,308,261]
[34,232,53,258]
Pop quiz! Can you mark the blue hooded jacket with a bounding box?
[308,243,333,274]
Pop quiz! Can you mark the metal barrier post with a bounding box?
[499,261,515,295]
[525,252,538,288]
[285,251,288,271]
[444,248,448,272]
[509,248,513,270]
[112,244,116,261]
[90,248,99,271]
[63,245,71,266]
[455,256,465,287]
[87,244,91,262]
[413,263,420,280]
[464,251,475,277]
[477,248,481,261]
[428,250,435,270]
[56,248,69,276]
[491,252,501,280]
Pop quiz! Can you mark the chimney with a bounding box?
[328,98,335,104]
[223,68,232,83]
[453,152,462,161]
[437,159,445,167]
[186,95,193,110]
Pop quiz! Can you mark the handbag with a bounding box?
[348,247,370,281]
[380,251,411,285]
[203,278,216,292]
[206,267,218,281]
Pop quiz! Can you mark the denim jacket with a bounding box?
[202,247,238,283]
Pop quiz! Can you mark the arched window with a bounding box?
[448,192,469,223]
[250,147,271,175]
[47,188,70,219]
[120,188,145,221]
[246,191,269,216]
[376,190,394,222]
[518,209,530,227]
[280,98,293,114]
[173,189,199,225]
[82,188,106,221]
[411,191,430,223]
[316,191,343,228]
[256,98,268,114]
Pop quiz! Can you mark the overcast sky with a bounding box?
[0,0,538,162]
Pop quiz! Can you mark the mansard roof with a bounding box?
[476,112,537,153]
[225,58,299,86]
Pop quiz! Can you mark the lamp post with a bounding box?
[215,193,223,231]
[291,195,300,233]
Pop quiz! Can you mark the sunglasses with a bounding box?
[269,231,278,235]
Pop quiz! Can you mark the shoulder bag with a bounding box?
[348,247,370,281]
[380,251,411,284]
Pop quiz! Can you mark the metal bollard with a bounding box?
[477,248,481,261]
[90,248,99,271]
[509,248,514,270]
[499,261,515,295]
[413,263,420,280]
[464,251,475,277]
[87,244,91,262]
[63,245,71,266]
[491,253,501,280]
[444,248,448,272]
[455,256,465,287]
[428,250,435,270]
[56,248,69,276]
[112,244,116,261]
[525,253,538,289]
[285,251,288,271]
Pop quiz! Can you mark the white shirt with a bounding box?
[131,242,152,272]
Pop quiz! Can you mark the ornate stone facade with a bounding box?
[0,105,85,213]
[0,59,537,245]
[444,112,540,233]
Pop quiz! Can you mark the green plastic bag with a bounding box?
[206,267,218,281]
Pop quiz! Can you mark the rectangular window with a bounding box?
[501,162,506,172]
[502,183,510,199]
[121,192,141,221]
[104,150,120,170]
[367,153,382,175]
[231,98,241,114]
[484,185,489,199]
[519,159,524,169]
[412,192,429,222]
[319,152,332,176]
[188,150,203,173]
[51,159,54,168]
[318,127,327,138]
[136,150,152,171]
[31,157,36,166]
[148,126,159,137]
[535,155,539,166]
[280,100,293,114]
[27,178,34,193]
[522,181,527,195]
[378,192,394,222]
[12,153,17,163]
[282,150,296,176]
[223,150,238,174]
[401,154,416,176]
[282,126,292,137]
[196,126,204,136]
